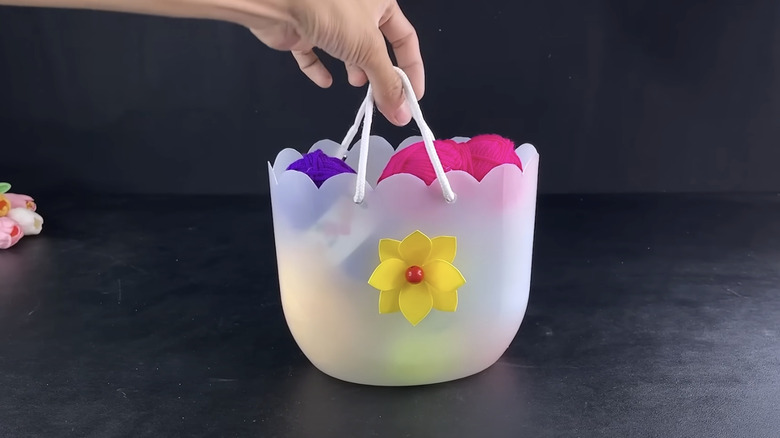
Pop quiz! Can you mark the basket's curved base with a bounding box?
[311,358,501,387]
[300,333,520,387]
[279,278,529,386]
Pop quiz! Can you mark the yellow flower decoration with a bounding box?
[368,230,466,326]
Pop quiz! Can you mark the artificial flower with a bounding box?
[4,193,36,211]
[7,208,43,235]
[0,216,24,249]
[368,230,466,326]
[0,194,10,217]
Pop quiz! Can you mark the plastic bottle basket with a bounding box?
[268,68,540,386]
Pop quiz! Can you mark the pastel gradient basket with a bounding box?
[268,68,540,386]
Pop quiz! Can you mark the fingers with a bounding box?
[358,31,411,126]
[380,3,425,100]
[291,48,333,88]
[255,0,423,126]
[345,64,368,87]
[250,26,333,89]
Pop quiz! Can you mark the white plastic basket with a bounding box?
[268,68,540,386]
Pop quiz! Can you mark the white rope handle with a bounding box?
[337,67,456,204]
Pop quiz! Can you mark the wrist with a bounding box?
[0,0,290,23]
[196,0,295,27]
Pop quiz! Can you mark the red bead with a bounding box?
[405,266,425,284]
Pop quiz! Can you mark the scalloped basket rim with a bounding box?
[268,135,539,191]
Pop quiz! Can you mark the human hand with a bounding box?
[247,0,424,126]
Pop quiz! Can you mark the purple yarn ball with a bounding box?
[286,149,356,187]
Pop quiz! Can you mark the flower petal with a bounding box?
[378,289,401,314]
[431,287,458,312]
[4,193,36,211]
[378,238,402,262]
[0,234,13,249]
[399,230,432,266]
[429,236,457,263]
[7,208,43,235]
[368,258,406,291]
[423,260,466,292]
[399,283,433,326]
[0,217,23,249]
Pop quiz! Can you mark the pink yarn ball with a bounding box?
[466,134,523,181]
[378,139,474,185]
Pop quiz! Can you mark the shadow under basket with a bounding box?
[267,70,540,386]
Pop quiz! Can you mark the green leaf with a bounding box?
[0,182,10,194]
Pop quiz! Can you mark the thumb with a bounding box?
[357,32,412,126]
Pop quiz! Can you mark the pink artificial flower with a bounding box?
[0,216,24,249]
[4,193,36,211]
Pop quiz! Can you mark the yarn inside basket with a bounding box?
[287,149,356,187]
[467,134,523,181]
[377,139,473,185]
[378,135,523,185]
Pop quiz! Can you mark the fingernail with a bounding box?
[394,103,412,126]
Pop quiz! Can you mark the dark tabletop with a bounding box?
[1,193,779,437]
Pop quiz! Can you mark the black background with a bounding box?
[1,0,778,195]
